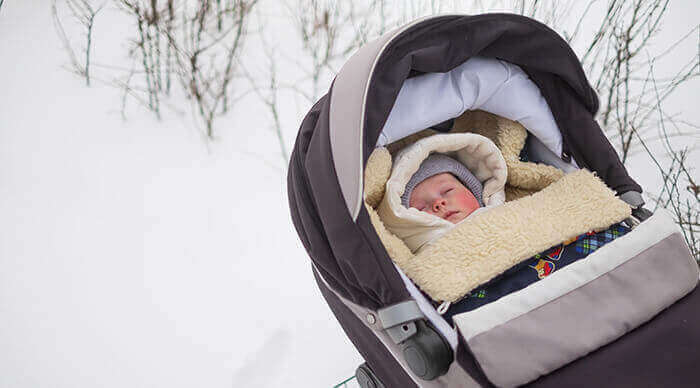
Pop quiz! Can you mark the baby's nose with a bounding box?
[432,198,447,211]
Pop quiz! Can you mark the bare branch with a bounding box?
[53,0,104,86]
[110,0,258,136]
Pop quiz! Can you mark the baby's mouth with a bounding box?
[444,210,459,220]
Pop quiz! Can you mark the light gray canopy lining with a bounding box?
[378,56,562,152]
[377,55,581,172]
[330,17,579,221]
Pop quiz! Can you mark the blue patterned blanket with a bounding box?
[443,223,630,324]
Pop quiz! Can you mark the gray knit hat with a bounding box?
[401,154,484,208]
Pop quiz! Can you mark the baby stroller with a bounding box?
[287,14,699,388]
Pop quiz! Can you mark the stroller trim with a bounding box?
[330,15,438,221]
[454,210,683,339]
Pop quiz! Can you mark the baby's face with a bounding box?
[408,173,480,224]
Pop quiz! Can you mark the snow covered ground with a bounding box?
[0,3,361,387]
[0,1,696,388]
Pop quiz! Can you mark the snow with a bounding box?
[0,2,360,387]
[0,1,696,387]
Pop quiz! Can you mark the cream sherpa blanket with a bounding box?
[377,133,508,253]
[452,110,567,201]
[366,113,632,303]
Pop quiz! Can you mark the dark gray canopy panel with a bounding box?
[288,13,642,309]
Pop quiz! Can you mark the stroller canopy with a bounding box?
[288,13,641,309]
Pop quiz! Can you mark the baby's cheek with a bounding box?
[456,191,480,213]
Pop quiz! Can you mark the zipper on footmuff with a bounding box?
[437,294,472,315]
[437,301,451,315]
[436,286,489,315]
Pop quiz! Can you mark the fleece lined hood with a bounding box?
[377,133,507,252]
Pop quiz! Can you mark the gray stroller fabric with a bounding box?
[453,212,699,387]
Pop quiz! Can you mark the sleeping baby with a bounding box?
[377,133,508,253]
[402,154,484,224]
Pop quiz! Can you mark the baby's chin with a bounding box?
[446,211,466,223]
[446,208,476,223]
